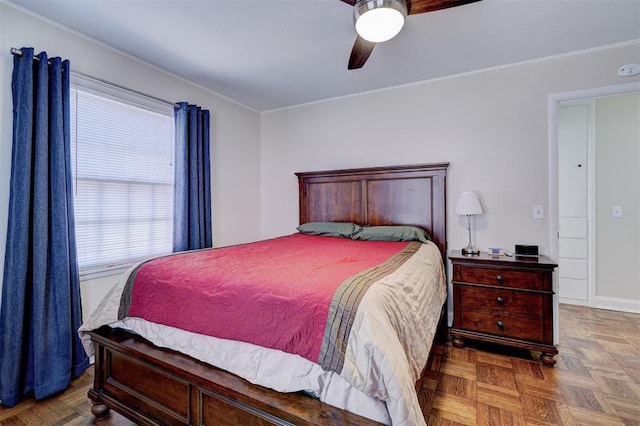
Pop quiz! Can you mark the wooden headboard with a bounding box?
[295,163,449,258]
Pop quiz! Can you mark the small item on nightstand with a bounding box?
[515,244,538,257]
[488,247,504,256]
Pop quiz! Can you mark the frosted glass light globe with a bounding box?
[354,0,407,43]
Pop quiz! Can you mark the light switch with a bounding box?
[612,206,623,218]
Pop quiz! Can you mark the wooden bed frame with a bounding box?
[87,163,449,425]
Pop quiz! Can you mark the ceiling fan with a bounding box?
[340,0,482,70]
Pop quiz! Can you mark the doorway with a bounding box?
[549,83,640,331]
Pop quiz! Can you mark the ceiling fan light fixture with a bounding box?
[354,0,408,43]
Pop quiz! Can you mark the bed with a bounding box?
[81,162,449,425]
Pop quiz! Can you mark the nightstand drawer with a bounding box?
[459,286,543,316]
[459,311,544,342]
[455,265,546,290]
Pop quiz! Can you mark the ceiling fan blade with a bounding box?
[348,36,376,70]
[340,0,482,15]
[407,0,481,15]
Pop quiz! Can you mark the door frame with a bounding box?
[548,82,640,337]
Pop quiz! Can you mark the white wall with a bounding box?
[260,42,640,321]
[596,93,640,303]
[0,2,262,317]
[261,43,640,252]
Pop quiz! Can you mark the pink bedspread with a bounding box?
[126,234,409,362]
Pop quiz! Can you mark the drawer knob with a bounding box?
[496,296,505,305]
[496,275,504,283]
[497,320,504,329]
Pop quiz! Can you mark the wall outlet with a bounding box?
[612,205,623,218]
[533,205,544,219]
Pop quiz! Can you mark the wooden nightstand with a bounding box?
[449,250,558,366]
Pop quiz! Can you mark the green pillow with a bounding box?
[351,225,431,244]
[296,222,362,238]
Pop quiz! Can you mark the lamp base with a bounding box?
[461,246,480,256]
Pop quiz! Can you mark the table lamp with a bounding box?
[456,191,483,255]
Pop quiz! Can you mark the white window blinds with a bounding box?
[70,77,175,275]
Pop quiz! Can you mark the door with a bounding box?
[558,102,593,304]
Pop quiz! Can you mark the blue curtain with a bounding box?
[0,48,89,407]
[173,102,212,252]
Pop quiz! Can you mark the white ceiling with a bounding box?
[7,0,640,112]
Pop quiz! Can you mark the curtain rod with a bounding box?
[10,47,180,108]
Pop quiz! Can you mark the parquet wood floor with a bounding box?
[1,304,638,425]
[425,304,640,426]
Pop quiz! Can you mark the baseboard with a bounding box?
[594,296,640,314]
[559,297,589,307]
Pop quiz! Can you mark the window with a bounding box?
[70,75,175,276]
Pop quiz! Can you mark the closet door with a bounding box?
[558,103,591,304]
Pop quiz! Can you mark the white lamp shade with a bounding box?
[456,191,483,215]
[354,0,407,43]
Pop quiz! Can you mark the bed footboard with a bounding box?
[88,327,385,425]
